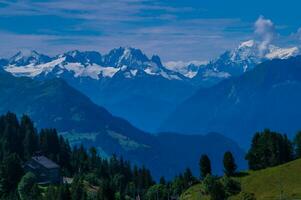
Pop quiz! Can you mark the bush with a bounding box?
[18,172,40,200]
[85,173,99,185]
[203,175,225,200]
[145,184,168,200]
[220,176,241,197]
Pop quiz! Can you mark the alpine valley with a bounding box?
[0,69,245,179]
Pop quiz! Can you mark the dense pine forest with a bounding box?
[0,112,301,200]
[0,112,200,200]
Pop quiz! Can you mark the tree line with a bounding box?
[0,112,155,200]
[0,112,301,200]
[0,112,222,200]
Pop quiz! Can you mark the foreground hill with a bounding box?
[161,56,301,147]
[181,158,301,200]
[232,159,301,200]
[0,71,245,179]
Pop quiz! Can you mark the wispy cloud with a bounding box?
[0,0,255,61]
[254,16,276,54]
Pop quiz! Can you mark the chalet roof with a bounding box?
[31,156,59,169]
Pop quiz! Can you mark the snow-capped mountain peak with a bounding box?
[3,48,184,81]
[104,47,149,68]
[59,50,102,65]
[229,40,262,63]
[193,40,300,86]
[234,40,299,61]
[9,50,51,66]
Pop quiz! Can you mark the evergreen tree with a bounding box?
[159,176,166,185]
[223,151,237,176]
[2,113,22,158]
[199,154,211,179]
[97,180,114,200]
[57,184,71,200]
[71,176,87,200]
[183,168,196,187]
[89,147,100,171]
[21,115,38,160]
[39,129,60,161]
[294,131,301,158]
[58,136,72,175]
[246,129,294,170]
[0,154,23,197]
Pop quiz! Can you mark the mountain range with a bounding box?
[0,40,299,132]
[2,48,195,132]
[1,39,301,177]
[0,70,245,179]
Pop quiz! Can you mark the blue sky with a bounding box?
[0,0,301,62]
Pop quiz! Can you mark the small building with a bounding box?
[24,156,61,184]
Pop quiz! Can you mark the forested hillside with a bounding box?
[0,112,198,200]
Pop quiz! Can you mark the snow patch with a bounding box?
[265,46,299,60]
[5,57,65,77]
[164,60,207,78]
[238,40,255,49]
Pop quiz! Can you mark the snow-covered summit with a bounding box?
[3,47,183,81]
[9,50,51,66]
[230,40,299,62]
[192,40,300,86]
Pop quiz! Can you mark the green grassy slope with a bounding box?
[181,159,301,200]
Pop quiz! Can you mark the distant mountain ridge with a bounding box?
[161,56,301,147]
[2,41,299,82]
[0,70,246,179]
[3,47,185,81]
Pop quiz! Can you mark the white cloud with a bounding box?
[0,1,251,61]
[254,16,276,54]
